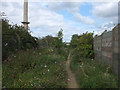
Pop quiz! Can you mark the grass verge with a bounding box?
[70,54,118,88]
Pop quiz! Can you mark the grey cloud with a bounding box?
[92,2,118,23]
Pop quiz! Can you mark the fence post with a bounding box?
[118,1,120,80]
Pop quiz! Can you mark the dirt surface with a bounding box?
[66,53,79,88]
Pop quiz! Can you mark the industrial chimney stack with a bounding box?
[22,0,30,29]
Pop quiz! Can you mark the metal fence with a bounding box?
[94,24,120,78]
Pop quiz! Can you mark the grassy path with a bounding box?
[66,53,79,88]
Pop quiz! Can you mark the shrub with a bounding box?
[70,32,94,59]
[2,19,38,60]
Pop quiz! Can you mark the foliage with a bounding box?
[37,29,66,55]
[2,49,68,88]
[70,32,94,58]
[37,35,56,48]
[2,19,38,60]
[70,55,118,88]
[2,19,69,88]
[55,28,63,48]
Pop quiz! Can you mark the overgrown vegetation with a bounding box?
[2,18,119,88]
[70,32,94,59]
[2,19,38,61]
[70,56,118,88]
[2,19,68,88]
[3,49,68,88]
[70,32,118,88]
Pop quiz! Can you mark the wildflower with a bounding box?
[68,78,70,81]
[34,77,36,79]
[51,49,53,52]
[2,86,6,89]
[19,79,22,82]
[7,57,11,61]
[48,69,50,72]
[5,43,8,46]
[44,65,47,68]
[80,65,82,68]
[14,56,16,58]
[32,47,35,50]
[4,60,7,62]
[31,84,33,86]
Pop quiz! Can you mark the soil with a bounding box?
[66,53,79,88]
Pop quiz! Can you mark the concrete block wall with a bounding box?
[118,24,120,79]
[112,25,119,77]
[102,31,112,66]
[94,24,120,78]
[94,35,102,62]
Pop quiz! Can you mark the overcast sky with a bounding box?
[1,0,118,42]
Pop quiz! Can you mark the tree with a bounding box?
[2,19,38,60]
[55,29,63,48]
[70,32,94,58]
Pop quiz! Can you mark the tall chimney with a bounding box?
[22,0,30,30]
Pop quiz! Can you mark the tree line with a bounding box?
[2,19,94,61]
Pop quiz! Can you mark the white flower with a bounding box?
[44,65,47,68]
[5,43,8,46]
[80,65,82,67]
[31,84,33,86]
[14,56,16,58]
[68,79,70,81]
[48,69,50,72]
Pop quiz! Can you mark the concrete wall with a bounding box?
[118,24,120,79]
[94,24,120,78]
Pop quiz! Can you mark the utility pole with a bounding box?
[22,0,30,30]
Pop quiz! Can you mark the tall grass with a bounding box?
[3,48,68,88]
[70,54,118,88]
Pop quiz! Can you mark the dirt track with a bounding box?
[66,53,79,88]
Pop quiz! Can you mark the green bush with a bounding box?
[2,19,38,61]
[70,32,94,58]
